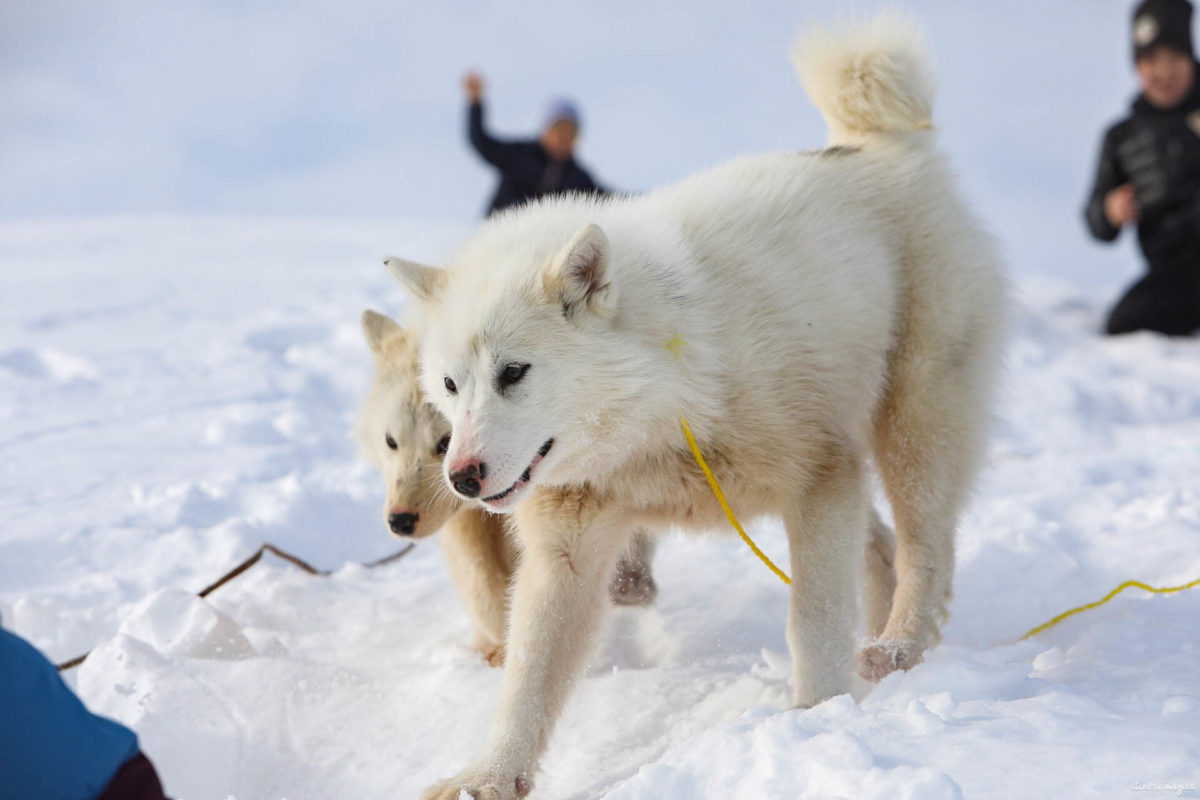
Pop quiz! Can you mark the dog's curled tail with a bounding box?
[791,12,935,145]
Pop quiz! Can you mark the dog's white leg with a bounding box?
[784,450,867,708]
[861,507,896,640]
[863,333,990,681]
[420,491,630,800]
[440,508,516,666]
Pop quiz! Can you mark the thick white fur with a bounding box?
[353,311,660,664]
[397,13,1005,800]
[792,12,935,144]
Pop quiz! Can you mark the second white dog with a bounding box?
[354,310,660,665]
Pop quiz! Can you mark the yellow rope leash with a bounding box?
[667,334,1200,638]
[1020,576,1200,640]
[678,414,791,586]
[667,333,790,585]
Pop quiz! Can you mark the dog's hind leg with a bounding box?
[861,507,896,640]
[784,445,868,708]
[861,321,990,681]
[609,529,658,606]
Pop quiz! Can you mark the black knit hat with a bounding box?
[1132,0,1195,61]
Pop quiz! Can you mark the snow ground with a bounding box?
[1,217,1197,799]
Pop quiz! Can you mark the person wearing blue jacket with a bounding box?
[463,72,609,217]
[0,626,168,800]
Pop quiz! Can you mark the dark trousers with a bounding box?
[97,752,168,800]
[1105,260,1200,336]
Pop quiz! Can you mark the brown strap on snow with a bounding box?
[53,542,415,672]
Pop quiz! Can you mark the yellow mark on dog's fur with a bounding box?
[664,334,687,360]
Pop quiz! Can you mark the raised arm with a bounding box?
[464,72,520,170]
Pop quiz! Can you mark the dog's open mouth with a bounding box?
[481,438,554,505]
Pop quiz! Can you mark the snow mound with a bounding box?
[116,589,256,661]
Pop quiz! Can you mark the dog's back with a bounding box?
[591,15,1003,509]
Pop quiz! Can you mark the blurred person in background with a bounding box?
[1085,0,1200,336]
[463,71,610,217]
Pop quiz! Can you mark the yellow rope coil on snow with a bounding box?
[1020,576,1200,640]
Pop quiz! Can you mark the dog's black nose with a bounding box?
[388,511,419,536]
[449,463,484,498]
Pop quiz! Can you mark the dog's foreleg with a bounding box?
[421,495,630,800]
[784,451,866,708]
[440,509,514,664]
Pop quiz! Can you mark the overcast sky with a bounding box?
[1,1,1147,282]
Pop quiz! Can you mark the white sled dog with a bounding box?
[390,14,1005,799]
[353,310,659,665]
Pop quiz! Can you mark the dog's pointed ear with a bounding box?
[384,256,446,304]
[544,224,616,319]
[361,309,405,355]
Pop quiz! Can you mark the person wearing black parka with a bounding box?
[1085,0,1200,335]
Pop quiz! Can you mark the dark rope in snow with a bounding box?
[54,542,417,672]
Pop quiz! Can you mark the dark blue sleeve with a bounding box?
[0,628,139,800]
[468,101,521,170]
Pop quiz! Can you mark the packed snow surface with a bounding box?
[1,218,1197,799]
[6,0,1198,796]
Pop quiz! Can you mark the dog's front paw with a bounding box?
[420,769,533,800]
[858,639,923,682]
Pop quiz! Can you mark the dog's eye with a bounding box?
[498,362,530,390]
[435,434,451,456]
[385,434,398,450]
[444,376,457,394]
